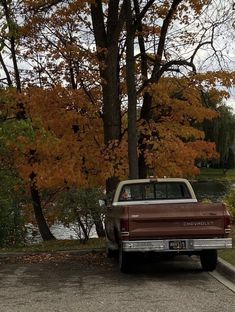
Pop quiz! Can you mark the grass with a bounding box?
[0,238,106,254]
[219,224,235,266]
[198,168,235,181]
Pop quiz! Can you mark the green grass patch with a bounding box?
[198,168,235,181]
[219,224,235,266]
[0,238,106,254]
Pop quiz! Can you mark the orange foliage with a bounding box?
[2,0,233,189]
[2,75,223,191]
[140,78,220,177]
[4,87,129,191]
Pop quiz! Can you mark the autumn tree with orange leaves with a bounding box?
[1,0,235,241]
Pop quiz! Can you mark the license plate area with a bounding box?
[169,240,186,250]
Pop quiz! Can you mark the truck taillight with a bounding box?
[223,205,231,234]
[120,219,129,232]
[120,219,129,240]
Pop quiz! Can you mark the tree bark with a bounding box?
[91,0,125,145]
[94,218,105,238]
[1,0,21,92]
[133,0,148,83]
[126,0,139,179]
[77,217,89,242]
[0,52,13,86]
[30,173,55,241]
[91,0,127,192]
[138,0,183,177]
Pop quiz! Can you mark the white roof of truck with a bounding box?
[113,178,197,205]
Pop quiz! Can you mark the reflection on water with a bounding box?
[26,223,97,244]
[26,223,77,244]
[191,180,232,202]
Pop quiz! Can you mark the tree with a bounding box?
[5,2,235,178]
[202,98,235,170]
[137,77,220,177]
[0,1,56,241]
[0,101,54,240]
[126,0,139,179]
[0,106,27,246]
[0,0,22,90]
[0,86,127,239]
[0,170,26,247]
[5,1,235,175]
[58,187,105,242]
[133,0,235,177]
[1,0,235,241]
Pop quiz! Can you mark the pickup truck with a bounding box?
[104,178,232,273]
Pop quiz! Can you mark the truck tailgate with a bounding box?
[127,203,226,239]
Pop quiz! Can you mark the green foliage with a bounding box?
[0,169,27,247]
[198,168,235,181]
[0,118,27,247]
[0,119,36,142]
[202,102,235,169]
[57,187,104,243]
[224,188,235,222]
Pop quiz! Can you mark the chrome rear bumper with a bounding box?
[122,238,232,252]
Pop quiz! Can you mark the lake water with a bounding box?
[27,180,235,243]
[26,222,98,244]
[191,180,232,202]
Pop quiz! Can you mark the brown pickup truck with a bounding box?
[104,178,232,273]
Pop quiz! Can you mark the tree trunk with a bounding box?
[94,218,105,238]
[30,174,55,241]
[0,52,13,86]
[137,0,182,178]
[106,176,120,196]
[1,0,21,92]
[91,1,122,145]
[138,93,153,178]
[102,48,121,144]
[91,1,127,192]
[77,217,89,243]
[10,37,21,92]
[126,0,139,179]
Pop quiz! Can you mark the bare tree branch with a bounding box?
[152,0,182,80]
[0,52,13,86]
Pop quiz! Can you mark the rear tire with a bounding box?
[200,250,218,271]
[119,245,131,273]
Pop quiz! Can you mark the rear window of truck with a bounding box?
[119,182,191,201]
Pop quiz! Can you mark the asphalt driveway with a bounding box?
[0,252,235,312]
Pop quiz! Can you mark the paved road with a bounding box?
[0,253,235,312]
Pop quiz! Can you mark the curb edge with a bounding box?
[217,257,235,284]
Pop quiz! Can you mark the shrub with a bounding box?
[57,187,105,243]
[224,188,235,223]
[0,170,27,247]
[0,205,26,247]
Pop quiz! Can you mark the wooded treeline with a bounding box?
[0,0,235,244]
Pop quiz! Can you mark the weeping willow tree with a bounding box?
[202,101,235,170]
